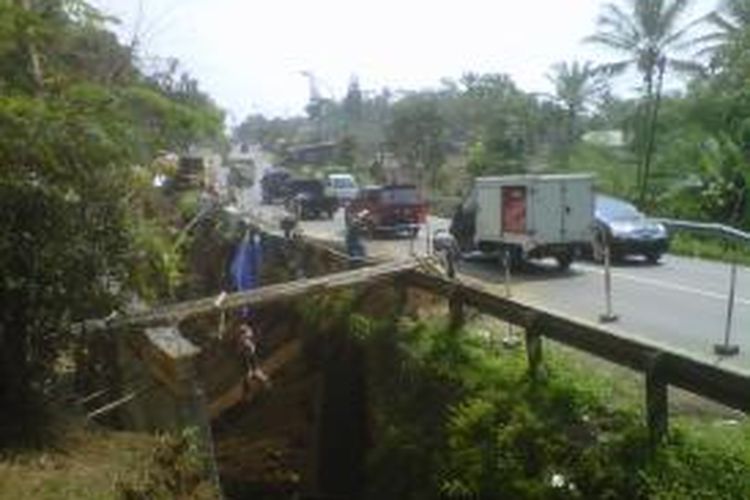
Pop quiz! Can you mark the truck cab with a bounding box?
[346,184,427,237]
[326,173,359,203]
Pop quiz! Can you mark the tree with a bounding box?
[387,96,446,189]
[547,61,606,148]
[0,0,224,441]
[587,0,706,204]
[342,76,363,126]
[705,0,750,39]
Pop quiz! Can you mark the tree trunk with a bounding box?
[17,0,44,92]
[637,69,655,198]
[640,60,667,207]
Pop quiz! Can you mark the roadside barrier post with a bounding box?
[715,255,740,356]
[599,243,619,323]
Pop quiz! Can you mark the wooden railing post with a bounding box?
[394,276,409,317]
[449,290,465,331]
[645,352,668,446]
[525,325,543,381]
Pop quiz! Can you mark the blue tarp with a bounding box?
[229,234,263,317]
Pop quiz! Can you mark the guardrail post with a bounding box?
[599,243,619,323]
[716,256,740,356]
[645,352,668,446]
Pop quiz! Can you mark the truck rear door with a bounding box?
[501,186,527,234]
[531,179,563,244]
[561,177,594,242]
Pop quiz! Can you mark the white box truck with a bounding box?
[450,174,594,269]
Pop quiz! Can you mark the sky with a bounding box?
[93,0,719,123]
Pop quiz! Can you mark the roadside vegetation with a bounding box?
[302,292,750,500]
[0,0,223,444]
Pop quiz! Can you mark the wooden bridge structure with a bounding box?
[81,230,750,496]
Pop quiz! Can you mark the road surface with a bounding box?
[242,147,750,372]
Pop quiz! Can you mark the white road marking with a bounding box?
[575,263,750,306]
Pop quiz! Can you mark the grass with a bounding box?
[0,419,155,500]
[357,308,750,499]
[0,413,218,500]
[669,233,750,267]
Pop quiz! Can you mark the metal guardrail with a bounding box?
[656,218,750,244]
[654,218,748,357]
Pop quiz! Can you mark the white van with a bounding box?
[451,174,595,269]
[326,173,359,202]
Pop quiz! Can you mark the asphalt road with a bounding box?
[242,148,750,372]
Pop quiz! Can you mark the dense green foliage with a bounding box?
[299,292,750,499]
[0,0,224,441]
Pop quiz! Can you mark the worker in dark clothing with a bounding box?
[237,323,270,397]
[345,209,368,265]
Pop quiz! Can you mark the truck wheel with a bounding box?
[556,252,573,271]
[644,251,662,264]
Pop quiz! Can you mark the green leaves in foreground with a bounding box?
[360,317,750,500]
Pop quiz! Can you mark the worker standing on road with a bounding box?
[345,209,368,266]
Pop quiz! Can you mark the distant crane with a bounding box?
[300,70,322,103]
[299,70,335,140]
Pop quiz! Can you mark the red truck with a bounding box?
[345,184,428,237]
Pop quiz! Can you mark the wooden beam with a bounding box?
[208,339,303,420]
[83,259,420,334]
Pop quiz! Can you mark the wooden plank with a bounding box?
[208,339,303,420]
[84,259,420,334]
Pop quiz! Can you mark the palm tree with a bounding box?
[706,0,750,36]
[587,0,705,204]
[699,0,750,56]
[547,61,606,148]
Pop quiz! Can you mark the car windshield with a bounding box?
[333,177,355,189]
[596,196,642,221]
[290,180,322,195]
[380,187,419,205]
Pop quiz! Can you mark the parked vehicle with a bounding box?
[450,174,595,269]
[590,195,669,263]
[284,178,338,220]
[260,168,292,204]
[346,184,428,237]
[326,173,359,203]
